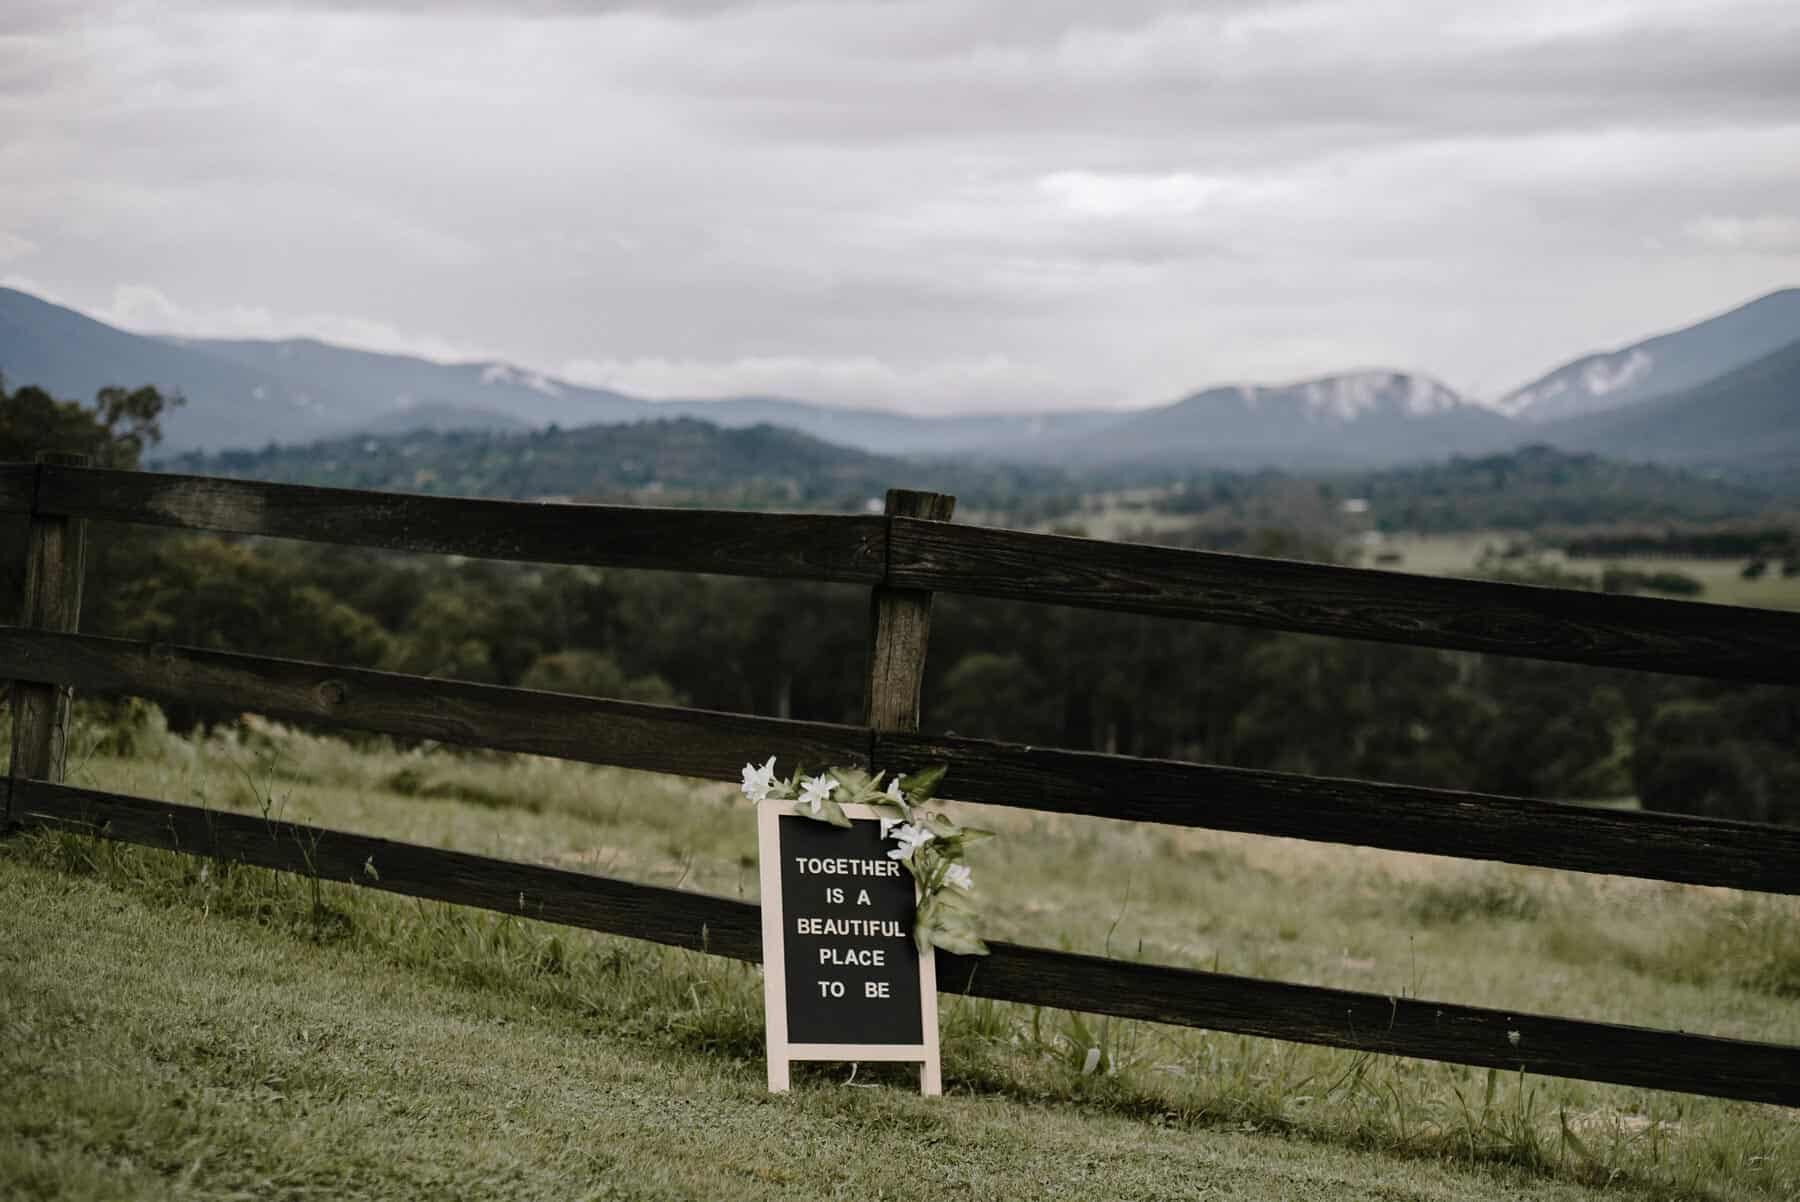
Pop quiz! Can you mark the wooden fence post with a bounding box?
[7,452,89,817]
[863,487,954,1096]
[864,488,955,731]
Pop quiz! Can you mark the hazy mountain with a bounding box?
[652,395,1122,458]
[352,403,531,437]
[1536,337,1800,481]
[1498,288,1800,422]
[1040,370,1515,469]
[0,286,331,451]
[178,336,646,432]
[9,283,1799,476]
[0,287,1119,456]
[159,416,1074,512]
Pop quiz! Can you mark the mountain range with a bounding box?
[1,284,1796,475]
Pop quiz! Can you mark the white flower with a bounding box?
[740,756,777,803]
[886,822,933,859]
[797,773,836,814]
[944,863,973,892]
[885,777,905,803]
[879,816,902,839]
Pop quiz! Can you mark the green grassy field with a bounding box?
[1372,532,1800,611]
[6,710,1799,1200]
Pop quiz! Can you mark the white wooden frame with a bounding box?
[758,799,942,1096]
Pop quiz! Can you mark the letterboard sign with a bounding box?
[758,800,941,1095]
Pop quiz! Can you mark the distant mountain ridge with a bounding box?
[1041,370,1513,469]
[1498,288,1800,422]
[4,283,1798,474]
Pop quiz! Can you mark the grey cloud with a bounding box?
[1,0,1795,412]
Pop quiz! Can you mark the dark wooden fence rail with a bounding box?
[4,460,1798,1109]
[8,464,1800,682]
[4,627,1799,896]
[11,779,1798,1107]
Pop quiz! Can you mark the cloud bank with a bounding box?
[2,0,1796,410]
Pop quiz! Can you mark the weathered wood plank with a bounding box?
[0,463,35,514]
[0,627,870,782]
[7,453,88,808]
[15,779,1798,1106]
[934,942,1800,1108]
[888,519,1800,684]
[863,489,955,729]
[10,780,765,958]
[5,626,1796,896]
[878,730,1800,896]
[35,465,888,584]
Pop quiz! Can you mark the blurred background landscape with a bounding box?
[4,278,1799,824]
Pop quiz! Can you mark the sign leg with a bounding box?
[920,1059,941,1097]
[769,1056,790,1093]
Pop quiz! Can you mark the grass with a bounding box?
[1373,532,1800,611]
[6,706,1800,1199]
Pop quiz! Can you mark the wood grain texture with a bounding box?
[877,730,1800,896]
[14,779,1798,1106]
[7,453,89,803]
[888,519,1800,684]
[0,627,871,782]
[863,489,955,730]
[34,465,888,583]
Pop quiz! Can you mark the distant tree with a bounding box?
[935,653,1058,742]
[0,377,180,467]
[0,377,183,617]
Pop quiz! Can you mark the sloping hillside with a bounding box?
[159,416,1073,511]
[1499,289,1800,422]
[1537,337,1800,480]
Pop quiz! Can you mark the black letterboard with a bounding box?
[778,814,923,1045]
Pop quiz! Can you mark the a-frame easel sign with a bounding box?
[758,799,942,1095]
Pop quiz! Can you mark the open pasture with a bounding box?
[7,710,1796,1200]
[1371,531,1800,611]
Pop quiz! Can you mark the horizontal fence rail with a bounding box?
[1,462,1797,683]
[12,778,1799,1108]
[0,626,870,783]
[888,518,1800,685]
[4,625,1800,896]
[877,731,1800,897]
[8,464,889,584]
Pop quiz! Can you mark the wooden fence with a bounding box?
[4,457,1799,1107]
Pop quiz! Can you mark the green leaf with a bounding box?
[930,886,978,914]
[1558,1108,1596,1165]
[931,906,978,934]
[831,767,872,796]
[923,813,962,839]
[899,764,947,801]
[819,798,853,828]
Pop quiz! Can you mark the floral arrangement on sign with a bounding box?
[741,758,990,957]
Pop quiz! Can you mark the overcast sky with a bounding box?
[3,0,1797,412]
